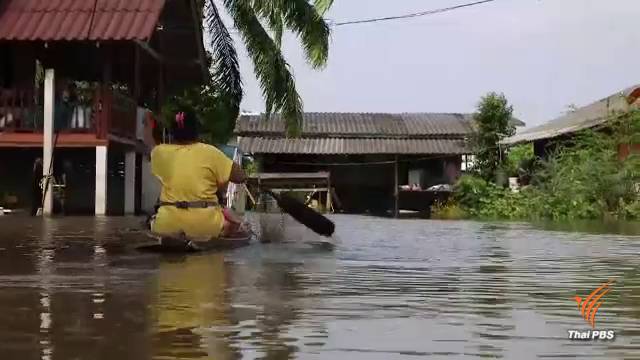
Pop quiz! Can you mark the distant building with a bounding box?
[235,112,524,216]
[501,84,640,160]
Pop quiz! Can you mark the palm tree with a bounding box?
[204,0,333,137]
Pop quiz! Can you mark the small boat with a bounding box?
[115,212,255,253]
[137,231,254,253]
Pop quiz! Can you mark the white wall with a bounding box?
[95,146,108,215]
[124,151,136,214]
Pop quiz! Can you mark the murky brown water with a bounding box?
[2,214,640,359]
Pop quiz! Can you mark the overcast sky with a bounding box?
[213,0,640,129]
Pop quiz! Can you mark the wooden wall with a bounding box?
[257,153,461,215]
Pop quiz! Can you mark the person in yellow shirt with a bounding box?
[143,107,248,241]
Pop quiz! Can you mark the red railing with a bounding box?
[0,85,139,141]
[94,85,137,140]
[0,88,40,131]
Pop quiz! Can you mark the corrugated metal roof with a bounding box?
[236,112,478,137]
[238,137,469,155]
[0,0,165,41]
[501,84,640,145]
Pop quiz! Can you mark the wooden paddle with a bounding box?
[263,189,335,237]
[243,184,335,237]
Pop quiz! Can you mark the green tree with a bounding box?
[203,0,333,137]
[471,92,516,181]
[160,80,238,144]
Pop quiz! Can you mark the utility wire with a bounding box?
[332,0,498,27]
[226,0,498,34]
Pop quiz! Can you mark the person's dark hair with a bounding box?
[170,107,199,143]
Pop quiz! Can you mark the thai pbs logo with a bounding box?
[568,280,616,341]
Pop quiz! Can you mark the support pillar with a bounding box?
[42,69,55,216]
[95,146,108,215]
[124,151,136,214]
[394,155,399,218]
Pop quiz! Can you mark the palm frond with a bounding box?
[253,0,331,69]
[314,0,333,16]
[271,13,284,49]
[205,0,243,118]
[251,0,284,48]
[224,0,303,136]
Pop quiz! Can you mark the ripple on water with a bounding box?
[2,215,640,359]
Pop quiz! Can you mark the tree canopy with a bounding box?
[470,92,516,181]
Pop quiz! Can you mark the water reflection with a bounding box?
[151,252,314,359]
[2,215,640,358]
[152,253,238,359]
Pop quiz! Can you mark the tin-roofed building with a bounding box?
[235,112,524,216]
[501,84,640,159]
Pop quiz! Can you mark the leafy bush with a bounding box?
[504,143,535,178]
[431,199,468,220]
[243,159,258,175]
[451,111,640,221]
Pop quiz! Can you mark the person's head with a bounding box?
[170,107,200,143]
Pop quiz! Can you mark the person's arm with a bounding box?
[214,148,247,195]
[229,162,247,184]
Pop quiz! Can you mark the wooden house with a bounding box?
[0,0,207,215]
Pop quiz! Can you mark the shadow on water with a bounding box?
[3,214,640,358]
[530,219,640,236]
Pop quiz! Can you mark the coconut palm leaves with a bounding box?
[204,0,332,136]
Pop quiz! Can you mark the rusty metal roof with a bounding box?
[236,112,478,137]
[238,137,469,155]
[0,0,165,41]
[236,112,525,137]
[501,84,640,145]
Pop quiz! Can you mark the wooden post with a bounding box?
[100,46,113,140]
[42,69,55,215]
[133,45,141,102]
[102,46,112,84]
[156,30,166,107]
[157,62,165,107]
[326,173,332,213]
[394,155,399,218]
[188,0,209,81]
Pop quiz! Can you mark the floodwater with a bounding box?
[1,215,640,360]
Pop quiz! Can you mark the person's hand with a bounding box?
[229,162,247,184]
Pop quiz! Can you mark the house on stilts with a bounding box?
[0,0,207,215]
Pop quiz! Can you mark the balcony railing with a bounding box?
[0,88,41,131]
[0,85,140,141]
